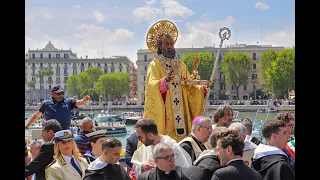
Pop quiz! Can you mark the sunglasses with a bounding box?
[56,92,64,95]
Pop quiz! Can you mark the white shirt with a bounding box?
[61,154,81,169]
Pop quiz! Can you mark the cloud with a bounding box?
[72,5,80,9]
[161,0,193,18]
[145,0,157,5]
[175,16,236,48]
[255,2,269,10]
[43,13,52,20]
[263,26,295,46]
[132,6,163,21]
[93,10,104,23]
[132,0,193,21]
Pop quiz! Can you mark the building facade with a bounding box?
[25,41,135,102]
[136,44,285,101]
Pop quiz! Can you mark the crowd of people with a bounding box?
[25,106,295,180]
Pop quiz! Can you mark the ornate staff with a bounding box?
[202,27,231,114]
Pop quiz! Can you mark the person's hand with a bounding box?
[142,162,155,171]
[84,95,90,102]
[165,70,174,82]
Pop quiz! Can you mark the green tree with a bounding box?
[26,81,36,90]
[221,52,253,100]
[258,50,278,92]
[66,75,82,98]
[96,72,131,101]
[85,67,104,87]
[266,47,295,98]
[180,52,214,80]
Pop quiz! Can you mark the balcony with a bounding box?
[64,73,69,76]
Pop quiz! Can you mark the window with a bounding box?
[49,54,51,59]
[48,77,52,83]
[49,85,51,90]
[177,54,180,59]
[73,63,76,67]
[32,54,35,59]
[81,68,84,72]
[64,77,68,82]
[243,95,248,100]
[56,54,60,59]
[119,68,122,72]
[97,63,100,67]
[40,54,43,59]
[253,53,256,60]
[64,63,67,67]
[32,63,35,67]
[144,65,147,71]
[144,55,147,61]
[81,63,84,66]
[253,63,256,69]
[253,83,256,90]
[73,69,77,74]
[111,68,114,72]
[56,77,60,81]
[40,63,43,67]
[144,76,146,81]
[252,74,257,79]
[88,63,91,66]
[40,85,44,90]
[104,68,108,73]
[56,69,60,74]
[64,54,69,59]
[32,77,36,82]
[244,85,247,91]
[32,69,35,74]
[64,69,68,74]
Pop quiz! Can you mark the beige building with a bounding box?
[136,44,285,101]
[25,41,135,102]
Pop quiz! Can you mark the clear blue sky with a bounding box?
[26,0,295,62]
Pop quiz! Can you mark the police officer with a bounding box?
[25,85,90,130]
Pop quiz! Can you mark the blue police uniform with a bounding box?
[40,97,76,130]
[74,130,91,155]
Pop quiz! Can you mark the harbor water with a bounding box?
[25,110,292,148]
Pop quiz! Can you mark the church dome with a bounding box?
[43,41,58,50]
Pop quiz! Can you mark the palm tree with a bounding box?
[37,67,54,99]
[26,81,36,101]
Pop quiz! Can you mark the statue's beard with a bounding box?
[162,48,176,59]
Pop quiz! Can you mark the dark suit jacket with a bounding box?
[183,154,222,180]
[25,141,54,180]
[211,160,263,180]
[138,166,187,180]
[125,132,138,172]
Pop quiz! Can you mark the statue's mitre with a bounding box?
[146,20,178,53]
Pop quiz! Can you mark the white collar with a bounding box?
[226,158,243,165]
[61,154,74,164]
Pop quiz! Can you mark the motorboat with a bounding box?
[95,114,127,136]
[121,111,143,125]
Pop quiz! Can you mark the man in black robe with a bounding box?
[179,116,212,163]
[138,143,188,180]
[84,138,130,180]
[182,127,227,180]
[211,130,262,180]
[252,120,295,180]
[125,132,138,173]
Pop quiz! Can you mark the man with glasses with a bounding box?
[179,116,212,163]
[211,130,262,180]
[274,112,295,171]
[25,85,90,130]
[131,118,192,177]
[138,143,188,180]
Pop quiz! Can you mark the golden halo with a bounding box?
[146,20,178,53]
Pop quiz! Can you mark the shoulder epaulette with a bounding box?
[46,159,56,169]
[58,155,66,166]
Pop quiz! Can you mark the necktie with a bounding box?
[71,157,82,177]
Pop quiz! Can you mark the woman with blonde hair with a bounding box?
[45,130,88,180]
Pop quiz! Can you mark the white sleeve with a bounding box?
[172,143,192,167]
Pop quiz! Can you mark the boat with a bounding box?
[94,114,127,136]
[122,111,143,125]
[257,107,279,113]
